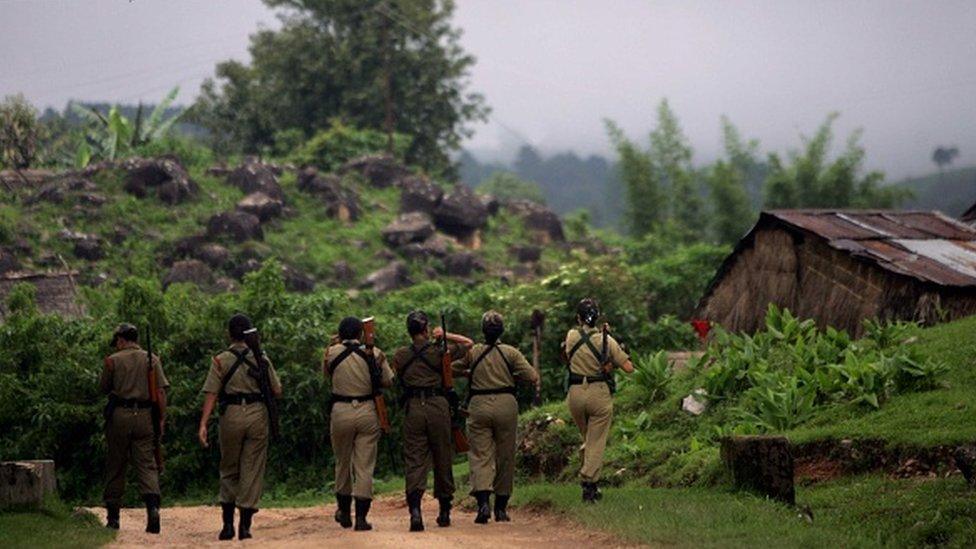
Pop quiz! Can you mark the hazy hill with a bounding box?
[891,166,976,216]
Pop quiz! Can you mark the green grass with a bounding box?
[515,474,976,548]
[0,497,115,549]
[787,316,976,446]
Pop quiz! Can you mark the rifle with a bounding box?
[242,328,281,441]
[145,327,165,472]
[600,323,616,395]
[440,313,469,453]
[530,309,545,406]
[362,317,391,434]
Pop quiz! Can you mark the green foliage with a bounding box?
[763,113,909,208]
[626,235,729,320]
[626,350,672,403]
[72,87,184,164]
[475,171,545,204]
[606,119,663,236]
[193,0,488,173]
[0,496,114,548]
[706,160,754,245]
[0,94,42,169]
[291,121,411,171]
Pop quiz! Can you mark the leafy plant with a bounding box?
[291,120,411,172]
[72,87,184,164]
[0,94,42,169]
[627,351,672,403]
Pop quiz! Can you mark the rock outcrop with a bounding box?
[296,167,360,221]
[122,157,199,204]
[236,192,283,222]
[163,259,214,288]
[506,200,565,243]
[340,154,410,188]
[381,212,435,248]
[433,185,489,239]
[206,211,264,243]
[399,176,444,216]
[361,261,411,293]
[226,161,284,200]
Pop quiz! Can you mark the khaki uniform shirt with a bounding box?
[565,327,629,376]
[101,342,169,399]
[456,343,537,390]
[202,342,282,395]
[324,340,394,396]
[391,340,464,388]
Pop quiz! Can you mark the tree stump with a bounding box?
[720,435,795,504]
[0,460,57,509]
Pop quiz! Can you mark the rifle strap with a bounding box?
[398,341,438,385]
[465,343,515,405]
[218,348,254,401]
[328,343,369,376]
[567,329,602,364]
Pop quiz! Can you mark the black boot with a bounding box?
[334,494,353,529]
[592,482,603,501]
[143,494,161,534]
[218,502,235,541]
[474,491,491,524]
[238,507,257,540]
[106,504,120,529]
[436,497,452,527]
[494,494,511,522]
[407,491,424,532]
[354,498,373,531]
[581,482,595,503]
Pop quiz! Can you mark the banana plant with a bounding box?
[71,87,183,165]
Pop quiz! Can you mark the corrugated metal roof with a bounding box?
[763,210,976,287]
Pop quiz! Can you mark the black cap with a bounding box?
[112,323,139,345]
[338,316,364,341]
[577,298,600,327]
[229,313,254,341]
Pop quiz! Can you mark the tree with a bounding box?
[721,116,767,207]
[72,87,184,165]
[932,146,960,174]
[0,94,42,169]
[707,161,753,245]
[192,0,488,174]
[606,120,662,236]
[475,171,546,204]
[762,113,908,209]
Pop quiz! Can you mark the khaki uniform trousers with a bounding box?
[467,393,518,495]
[567,381,613,482]
[104,408,160,504]
[219,402,269,509]
[330,401,381,499]
[403,396,455,499]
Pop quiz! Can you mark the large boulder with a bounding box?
[340,154,410,188]
[361,261,412,293]
[163,259,214,288]
[0,248,21,275]
[511,244,542,263]
[381,212,435,248]
[441,252,484,277]
[196,243,230,269]
[332,260,355,283]
[206,211,263,242]
[506,200,565,243]
[122,157,199,204]
[399,176,444,215]
[230,258,264,281]
[400,233,453,260]
[236,192,283,222]
[296,167,360,221]
[62,230,104,261]
[226,161,284,200]
[282,265,316,293]
[24,182,64,205]
[433,185,489,238]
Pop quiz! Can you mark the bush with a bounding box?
[292,121,411,172]
[476,171,546,204]
[0,94,42,169]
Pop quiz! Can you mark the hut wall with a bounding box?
[699,227,800,333]
[0,273,82,320]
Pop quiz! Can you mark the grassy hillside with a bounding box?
[891,166,976,216]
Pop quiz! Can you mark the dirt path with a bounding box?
[101,495,640,548]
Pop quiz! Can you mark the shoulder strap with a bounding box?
[219,348,252,398]
[468,344,496,380]
[328,343,368,375]
[567,329,590,361]
[399,342,438,386]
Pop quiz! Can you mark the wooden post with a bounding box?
[530,309,545,406]
[720,435,795,504]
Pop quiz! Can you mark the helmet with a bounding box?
[577,298,600,327]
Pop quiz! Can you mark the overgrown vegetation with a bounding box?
[0,496,114,548]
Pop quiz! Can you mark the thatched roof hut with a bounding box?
[696,210,976,335]
[0,271,82,320]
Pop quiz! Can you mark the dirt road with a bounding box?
[103,495,639,548]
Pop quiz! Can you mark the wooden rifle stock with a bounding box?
[440,313,469,453]
[145,327,165,472]
[362,317,391,434]
[243,328,281,441]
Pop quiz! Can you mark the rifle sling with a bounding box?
[566,328,613,389]
[465,344,515,405]
[218,348,255,403]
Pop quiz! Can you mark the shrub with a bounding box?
[292,121,411,172]
[0,94,42,169]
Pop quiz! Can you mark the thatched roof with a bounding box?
[0,271,82,320]
[700,210,976,308]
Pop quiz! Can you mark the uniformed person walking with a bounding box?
[563,299,633,502]
[324,317,394,531]
[390,310,472,532]
[198,313,282,540]
[453,311,538,524]
[100,323,168,533]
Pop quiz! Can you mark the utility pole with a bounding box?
[380,1,395,154]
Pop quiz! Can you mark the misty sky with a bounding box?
[2,0,974,179]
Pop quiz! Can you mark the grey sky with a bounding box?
[2,0,974,179]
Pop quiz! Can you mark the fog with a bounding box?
[2,0,974,178]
